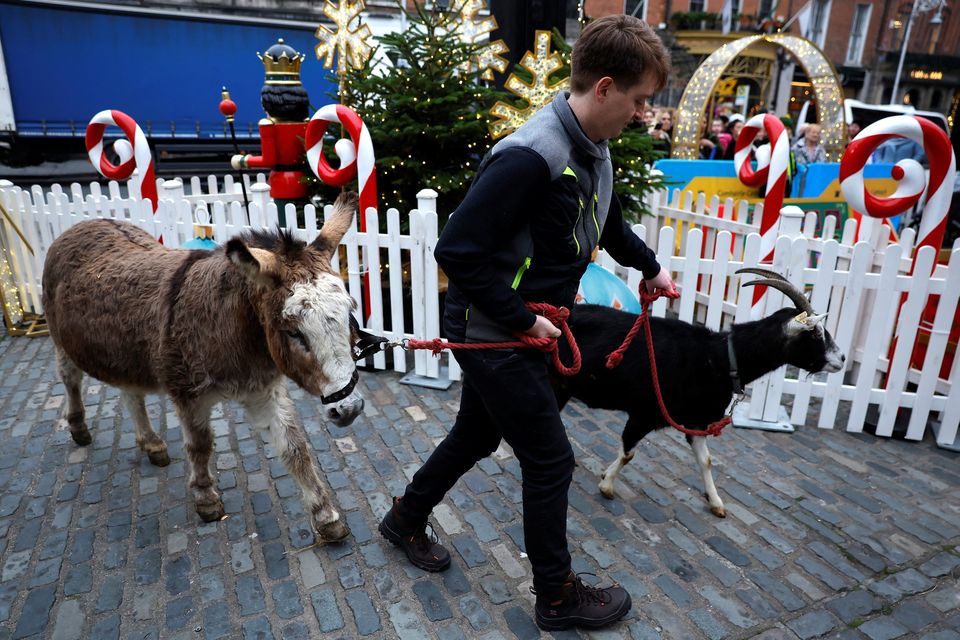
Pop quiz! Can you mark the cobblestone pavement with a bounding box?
[0,334,958,640]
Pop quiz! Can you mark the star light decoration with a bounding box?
[488,31,570,140]
[314,0,374,78]
[444,0,510,81]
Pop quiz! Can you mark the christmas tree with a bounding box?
[331,3,508,223]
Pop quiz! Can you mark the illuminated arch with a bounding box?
[672,33,846,161]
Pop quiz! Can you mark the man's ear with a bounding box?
[595,76,615,101]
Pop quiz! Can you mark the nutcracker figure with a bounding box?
[231,39,311,223]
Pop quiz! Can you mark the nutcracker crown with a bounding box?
[257,39,305,86]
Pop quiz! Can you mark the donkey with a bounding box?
[555,270,845,517]
[42,191,364,542]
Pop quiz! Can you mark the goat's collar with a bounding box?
[727,337,744,395]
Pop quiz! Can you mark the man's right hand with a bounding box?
[524,315,561,339]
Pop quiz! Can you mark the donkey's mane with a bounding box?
[239,227,307,257]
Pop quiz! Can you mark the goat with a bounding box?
[553,269,845,517]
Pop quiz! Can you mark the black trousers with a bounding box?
[398,347,575,595]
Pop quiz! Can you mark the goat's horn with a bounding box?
[740,278,814,314]
[735,267,790,282]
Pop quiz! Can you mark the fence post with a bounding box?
[399,189,453,389]
[734,205,807,433]
[249,183,271,226]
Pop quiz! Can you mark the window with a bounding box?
[625,0,646,18]
[689,0,705,12]
[845,4,872,65]
[759,0,774,17]
[808,0,832,47]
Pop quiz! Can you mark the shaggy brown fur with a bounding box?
[43,191,364,542]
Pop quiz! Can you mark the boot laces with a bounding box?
[572,573,613,606]
[407,521,439,553]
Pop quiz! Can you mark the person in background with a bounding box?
[721,114,744,160]
[649,109,672,155]
[699,117,727,159]
[642,108,657,129]
[848,120,861,143]
[377,13,678,633]
[792,123,826,165]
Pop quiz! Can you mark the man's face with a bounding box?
[643,110,656,126]
[660,112,672,130]
[711,119,724,135]
[848,122,861,138]
[599,73,659,141]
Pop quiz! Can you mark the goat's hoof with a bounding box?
[710,506,727,518]
[196,501,226,522]
[148,449,170,467]
[70,428,92,446]
[317,519,351,543]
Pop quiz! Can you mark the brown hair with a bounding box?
[570,14,670,94]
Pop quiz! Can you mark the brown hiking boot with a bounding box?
[378,497,451,572]
[533,572,632,631]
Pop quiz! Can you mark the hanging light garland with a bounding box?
[0,253,23,329]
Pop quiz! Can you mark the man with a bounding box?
[378,14,677,632]
[700,117,727,159]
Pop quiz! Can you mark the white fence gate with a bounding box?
[1,177,957,448]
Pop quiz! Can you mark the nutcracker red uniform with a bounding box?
[231,39,311,210]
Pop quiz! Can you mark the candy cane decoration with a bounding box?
[304,104,378,231]
[85,110,158,212]
[305,104,378,320]
[734,114,789,314]
[840,115,956,266]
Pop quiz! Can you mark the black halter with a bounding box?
[349,314,391,362]
[320,369,360,405]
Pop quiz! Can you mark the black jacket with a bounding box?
[436,92,661,343]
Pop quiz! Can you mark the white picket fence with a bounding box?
[0,175,459,383]
[1,176,957,448]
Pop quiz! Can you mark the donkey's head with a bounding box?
[738,268,846,374]
[226,191,364,426]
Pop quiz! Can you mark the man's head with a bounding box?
[643,109,657,126]
[848,120,861,139]
[568,15,671,141]
[710,118,724,135]
[571,15,670,95]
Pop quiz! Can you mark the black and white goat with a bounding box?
[554,268,845,517]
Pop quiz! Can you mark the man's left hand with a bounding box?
[647,267,679,299]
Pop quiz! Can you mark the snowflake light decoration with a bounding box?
[314,0,374,77]
[444,0,509,81]
[488,31,569,139]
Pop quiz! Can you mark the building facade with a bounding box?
[582,0,959,123]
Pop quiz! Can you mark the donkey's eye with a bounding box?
[286,330,310,352]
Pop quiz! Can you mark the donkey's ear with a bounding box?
[312,191,359,255]
[226,239,281,286]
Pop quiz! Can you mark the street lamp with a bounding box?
[890,0,947,105]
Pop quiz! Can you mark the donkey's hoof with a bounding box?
[710,505,727,518]
[197,501,226,522]
[148,449,171,467]
[599,484,615,500]
[317,519,351,543]
[70,429,92,446]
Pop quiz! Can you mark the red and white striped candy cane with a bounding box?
[85,110,158,212]
[840,115,956,266]
[304,104,378,230]
[734,113,789,314]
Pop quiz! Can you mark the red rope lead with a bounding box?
[405,302,582,376]
[605,283,730,438]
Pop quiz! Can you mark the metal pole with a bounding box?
[890,2,918,105]
[219,87,251,222]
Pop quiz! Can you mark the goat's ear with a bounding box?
[786,312,827,336]
[227,240,281,287]
[312,191,359,255]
